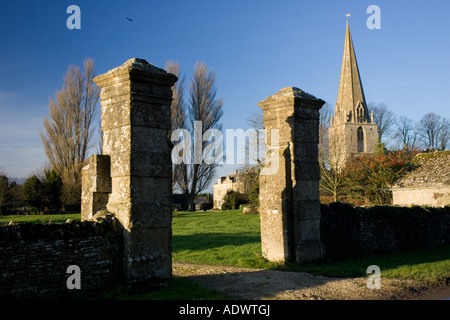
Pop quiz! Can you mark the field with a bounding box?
[172,210,275,269]
[0,213,80,225]
[2,210,450,283]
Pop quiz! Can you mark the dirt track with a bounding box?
[173,262,450,300]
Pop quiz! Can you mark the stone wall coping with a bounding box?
[0,217,120,242]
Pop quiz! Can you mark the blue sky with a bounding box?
[1,0,449,188]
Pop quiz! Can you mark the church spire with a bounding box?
[335,21,369,124]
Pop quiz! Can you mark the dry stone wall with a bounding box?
[0,218,122,299]
[321,202,450,260]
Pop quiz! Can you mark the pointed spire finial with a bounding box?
[335,15,368,124]
[346,13,350,21]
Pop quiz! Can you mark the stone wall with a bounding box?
[321,202,450,260]
[393,187,450,207]
[81,155,111,221]
[0,217,123,299]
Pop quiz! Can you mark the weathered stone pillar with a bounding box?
[81,155,111,221]
[258,87,325,264]
[93,58,177,289]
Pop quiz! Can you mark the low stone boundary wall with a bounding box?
[3,204,450,299]
[321,202,450,260]
[0,217,123,299]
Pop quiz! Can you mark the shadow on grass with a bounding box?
[88,277,230,300]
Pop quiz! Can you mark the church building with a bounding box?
[328,21,378,168]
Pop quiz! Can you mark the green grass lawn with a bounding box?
[2,210,450,283]
[297,246,450,281]
[172,210,279,269]
[172,210,450,283]
[0,213,81,225]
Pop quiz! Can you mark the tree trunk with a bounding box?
[188,197,196,211]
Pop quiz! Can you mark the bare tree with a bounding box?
[438,117,450,151]
[247,109,264,130]
[418,112,442,150]
[321,124,349,202]
[40,58,100,209]
[318,103,332,167]
[369,102,396,144]
[178,62,224,211]
[394,116,419,151]
[314,103,349,202]
[243,109,265,166]
[165,61,187,192]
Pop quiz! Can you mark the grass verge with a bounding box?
[295,246,450,282]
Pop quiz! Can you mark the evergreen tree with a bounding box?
[22,175,43,213]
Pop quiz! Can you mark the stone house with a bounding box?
[194,196,211,211]
[392,151,450,207]
[213,170,244,209]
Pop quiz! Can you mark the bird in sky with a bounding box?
[126,17,133,22]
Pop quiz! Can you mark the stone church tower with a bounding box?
[329,21,378,168]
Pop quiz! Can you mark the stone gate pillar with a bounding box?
[81,155,111,221]
[92,58,177,289]
[258,87,325,264]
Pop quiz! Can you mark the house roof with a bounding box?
[394,151,450,189]
[194,197,210,205]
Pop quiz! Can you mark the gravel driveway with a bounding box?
[173,262,450,300]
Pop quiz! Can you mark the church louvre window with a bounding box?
[356,103,364,123]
